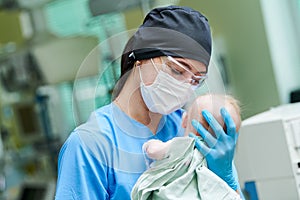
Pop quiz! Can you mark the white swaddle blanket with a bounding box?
[131,137,241,200]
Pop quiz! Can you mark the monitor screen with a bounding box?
[13,102,43,143]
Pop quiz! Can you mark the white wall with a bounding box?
[260,0,300,103]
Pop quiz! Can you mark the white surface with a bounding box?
[235,102,300,199]
[242,102,300,125]
[260,0,300,104]
[256,178,298,200]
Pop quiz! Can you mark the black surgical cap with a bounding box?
[127,5,212,67]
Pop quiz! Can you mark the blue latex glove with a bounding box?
[189,107,239,191]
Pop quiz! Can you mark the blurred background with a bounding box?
[0,0,299,199]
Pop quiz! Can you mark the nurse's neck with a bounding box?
[114,71,162,134]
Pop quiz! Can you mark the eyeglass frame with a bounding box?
[164,56,208,89]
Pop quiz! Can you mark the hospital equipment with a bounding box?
[235,102,300,200]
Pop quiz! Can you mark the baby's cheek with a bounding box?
[193,130,200,136]
[189,126,200,136]
[207,128,216,138]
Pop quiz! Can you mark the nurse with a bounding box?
[55,5,242,200]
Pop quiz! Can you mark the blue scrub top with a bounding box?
[55,103,185,200]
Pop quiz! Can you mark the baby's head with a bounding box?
[182,94,241,137]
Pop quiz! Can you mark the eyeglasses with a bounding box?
[163,56,207,89]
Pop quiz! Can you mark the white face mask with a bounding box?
[139,60,193,115]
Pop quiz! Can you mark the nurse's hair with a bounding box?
[120,36,135,78]
[111,36,135,99]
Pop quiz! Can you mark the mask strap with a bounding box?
[150,59,160,73]
[139,59,161,84]
[137,64,145,84]
[159,57,166,70]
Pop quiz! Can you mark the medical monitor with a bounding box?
[13,102,44,144]
[235,102,300,200]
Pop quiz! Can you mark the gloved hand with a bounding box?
[189,107,239,191]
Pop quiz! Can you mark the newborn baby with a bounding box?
[131,93,242,200]
[143,93,241,161]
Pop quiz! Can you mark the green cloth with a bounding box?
[131,137,241,200]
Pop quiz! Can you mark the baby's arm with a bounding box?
[143,139,172,160]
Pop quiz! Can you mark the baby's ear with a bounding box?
[182,112,188,128]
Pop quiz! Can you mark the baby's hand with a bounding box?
[143,139,171,160]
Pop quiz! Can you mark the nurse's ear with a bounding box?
[182,112,188,128]
[135,60,142,66]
